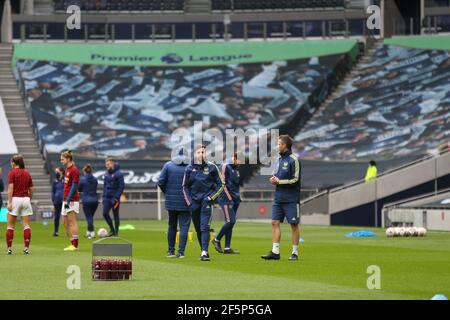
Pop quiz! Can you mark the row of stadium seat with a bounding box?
[54,0,185,12]
[212,0,346,11]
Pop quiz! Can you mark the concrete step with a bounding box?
[14,137,38,142]
[9,124,32,130]
[11,133,36,140]
[17,147,42,154]
[7,119,30,126]
[17,144,41,151]
[1,97,23,103]
[33,186,52,192]
[29,173,50,183]
[33,178,51,184]
[24,157,45,164]
[0,88,20,94]
[0,80,18,86]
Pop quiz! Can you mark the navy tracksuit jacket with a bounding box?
[102,163,125,234]
[182,161,224,252]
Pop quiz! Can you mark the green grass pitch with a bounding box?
[0,220,449,300]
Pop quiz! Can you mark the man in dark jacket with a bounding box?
[158,149,190,258]
[51,167,64,236]
[211,152,241,254]
[182,145,224,261]
[262,135,301,261]
[102,158,125,237]
[79,164,99,239]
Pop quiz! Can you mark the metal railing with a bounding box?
[382,187,450,211]
[15,18,375,42]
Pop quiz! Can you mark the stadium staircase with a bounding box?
[0,44,53,208]
[185,0,212,13]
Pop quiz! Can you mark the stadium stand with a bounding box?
[294,44,450,163]
[14,44,353,188]
[53,0,185,12]
[212,0,346,12]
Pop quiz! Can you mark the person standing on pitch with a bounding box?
[6,155,33,255]
[51,167,64,237]
[211,152,241,254]
[158,148,190,258]
[182,144,224,261]
[60,150,80,252]
[78,164,99,239]
[261,135,301,261]
[102,158,125,237]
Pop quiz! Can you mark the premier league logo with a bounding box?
[161,53,183,64]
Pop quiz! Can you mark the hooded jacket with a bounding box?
[182,161,224,210]
[158,153,190,212]
[102,163,125,201]
[78,173,99,204]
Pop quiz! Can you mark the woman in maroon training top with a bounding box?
[6,154,34,255]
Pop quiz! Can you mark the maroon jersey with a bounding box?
[8,168,33,197]
[64,164,80,202]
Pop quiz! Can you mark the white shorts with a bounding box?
[61,201,80,216]
[10,197,33,217]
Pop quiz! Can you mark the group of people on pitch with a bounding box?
[2,151,124,254]
[158,134,301,261]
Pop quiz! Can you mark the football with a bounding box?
[97,228,108,238]
[386,228,395,237]
[418,227,427,237]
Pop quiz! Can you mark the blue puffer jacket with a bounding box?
[102,163,125,202]
[273,150,301,203]
[51,178,64,205]
[218,161,241,205]
[158,155,189,211]
[78,173,99,204]
[182,161,224,210]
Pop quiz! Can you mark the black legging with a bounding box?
[54,202,62,234]
[83,202,99,232]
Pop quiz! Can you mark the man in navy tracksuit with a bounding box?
[102,158,125,237]
[211,153,241,254]
[51,167,64,236]
[78,164,99,239]
[158,149,190,258]
[262,135,301,261]
[182,145,224,261]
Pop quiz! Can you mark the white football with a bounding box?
[411,227,419,237]
[398,227,406,237]
[406,227,415,237]
[386,228,395,237]
[393,227,400,237]
[97,228,108,238]
[418,227,427,237]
